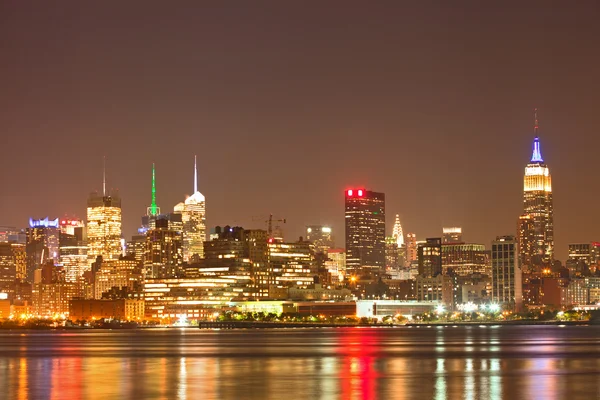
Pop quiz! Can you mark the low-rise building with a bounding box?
[69,299,145,321]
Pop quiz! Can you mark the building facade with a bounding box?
[344,189,385,277]
[87,192,122,263]
[491,235,522,310]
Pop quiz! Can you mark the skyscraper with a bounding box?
[392,214,404,247]
[87,163,122,263]
[417,238,442,277]
[491,235,522,310]
[174,156,206,262]
[405,233,418,266]
[522,110,554,266]
[344,189,385,276]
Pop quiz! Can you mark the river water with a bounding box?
[0,325,599,399]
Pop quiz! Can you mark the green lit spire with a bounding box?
[150,163,158,216]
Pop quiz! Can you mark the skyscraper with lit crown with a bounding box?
[87,161,122,263]
[522,109,554,266]
[392,214,404,247]
[174,156,206,262]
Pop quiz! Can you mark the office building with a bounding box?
[174,156,206,262]
[344,188,385,276]
[268,238,316,292]
[441,243,489,276]
[516,214,535,271]
[417,238,442,277]
[87,185,122,263]
[93,258,142,299]
[144,218,183,279]
[491,235,522,310]
[25,217,60,282]
[442,227,462,244]
[522,110,554,266]
[405,233,417,266]
[58,218,87,283]
[305,225,334,253]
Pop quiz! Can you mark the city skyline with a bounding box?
[2,3,600,260]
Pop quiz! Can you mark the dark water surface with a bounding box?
[0,326,599,399]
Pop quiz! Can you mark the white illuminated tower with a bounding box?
[522,109,553,266]
[392,214,404,247]
[174,156,206,262]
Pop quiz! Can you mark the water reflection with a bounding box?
[0,327,598,399]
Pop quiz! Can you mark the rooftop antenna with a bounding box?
[103,156,106,196]
[151,163,157,215]
[534,108,539,137]
[194,155,198,193]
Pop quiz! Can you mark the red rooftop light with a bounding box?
[357,189,364,197]
[347,189,353,196]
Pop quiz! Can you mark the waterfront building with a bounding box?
[69,299,145,321]
[522,110,554,267]
[356,300,439,319]
[344,188,386,277]
[174,156,206,262]
[93,258,142,299]
[415,275,454,307]
[268,238,316,292]
[491,235,522,310]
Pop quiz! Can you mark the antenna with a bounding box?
[534,108,539,137]
[103,156,106,196]
[194,155,198,193]
[151,163,157,215]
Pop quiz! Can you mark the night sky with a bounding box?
[2,2,599,260]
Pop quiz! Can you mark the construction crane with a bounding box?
[266,214,286,238]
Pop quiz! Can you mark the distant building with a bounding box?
[344,189,385,277]
[517,214,535,272]
[144,218,183,279]
[268,238,315,292]
[87,191,122,263]
[441,243,488,276]
[442,227,462,244]
[174,156,206,262]
[305,225,334,253]
[69,299,144,321]
[567,243,591,276]
[58,218,87,283]
[26,217,60,281]
[405,233,417,266]
[491,236,522,310]
[392,214,404,247]
[418,238,442,278]
[94,258,142,300]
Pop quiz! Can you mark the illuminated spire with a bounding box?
[531,109,544,163]
[150,163,157,216]
[103,156,106,196]
[392,214,404,247]
[194,155,198,193]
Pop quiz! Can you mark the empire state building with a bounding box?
[521,111,554,267]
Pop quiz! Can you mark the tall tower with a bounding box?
[522,109,554,266]
[87,160,122,263]
[392,214,404,247]
[174,156,206,262]
[344,188,385,277]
